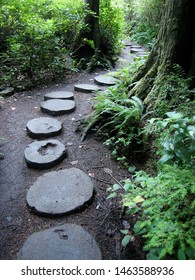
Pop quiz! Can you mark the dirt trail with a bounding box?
[0,44,144,260]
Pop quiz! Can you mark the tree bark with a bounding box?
[129,0,195,107]
[84,0,100,50]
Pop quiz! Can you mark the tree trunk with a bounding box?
[76,0,100,58]
[129,0,195,108]
[85,0,100,50]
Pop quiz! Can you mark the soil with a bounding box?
[0,44,145,260]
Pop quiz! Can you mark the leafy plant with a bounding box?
[122,165,195,260]
[107,164,195,259]
[144,112,195,165]
[81,60,146,162]
[85,84,144,161]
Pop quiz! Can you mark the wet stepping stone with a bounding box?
[94,75,118,86]
[26,168,94,216]
[41,99,76,116]
[24,139,67,169]
[74,84,100,93]
[44,91,74,101]
[17,224,102,260]
[26,117,62,139]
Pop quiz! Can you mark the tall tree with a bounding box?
[129,0,195,109]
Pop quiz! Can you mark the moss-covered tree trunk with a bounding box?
[129,0,195,108]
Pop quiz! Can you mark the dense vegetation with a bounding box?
[123,0,165,48]
[0,0,122,90]
[0,0,194,260]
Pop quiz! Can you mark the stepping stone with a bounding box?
[40,99,76,116]
[0,87,14,97]
[24,139,67,169]
[74,84,99,93]
[94,75,118,86]
[130,47,145,53]
[44,91,74,101]
[26,117,62,139]
[17,224,102,260]
[26,168,94,216]
[135,52,148,57]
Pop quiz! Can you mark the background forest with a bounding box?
[0,0,194,260]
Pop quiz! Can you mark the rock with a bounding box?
[44,91,74,101]
[0,87,14,97]
[24,139,67,169]
[40,99,76,116]
[17,224,102,260]
[74,84,100,93]
[94,75,118,86]
[26,117,62,139]
[26,168,94,216]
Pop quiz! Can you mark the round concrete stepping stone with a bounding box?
[26,117,62,139]
[26,168,94,216]
[41,99,76,116]
[44,91,74,101]
[17,224,102,260]
[74,83,99,93]
[94,75,118,86]
[130,47,145,53]
[24,139,67,169]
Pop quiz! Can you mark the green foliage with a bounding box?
[0,0,85,89]
[82,59,146,163]
[107,110,195,260]
[0,0,123,90]
[121,165,195,260]
[86,63,145,161]
[146,112,195,165]
[123,0,165,48]
[99,0,124,56]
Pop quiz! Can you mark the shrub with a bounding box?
[121,165,195,260]
[107,111,195,259]
[145,112,195,166]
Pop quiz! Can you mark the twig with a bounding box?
[99,211,111,227]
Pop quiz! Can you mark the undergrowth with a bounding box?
[0,0,122,90]
[84,57,195,259]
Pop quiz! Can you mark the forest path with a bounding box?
[0,42,145,260]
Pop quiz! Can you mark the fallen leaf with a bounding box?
[70,160,78,165]
[88,172,95,178]
[11,107,16,111]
